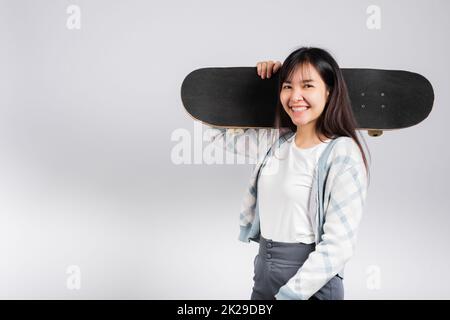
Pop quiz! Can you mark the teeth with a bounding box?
[292,106,308,112]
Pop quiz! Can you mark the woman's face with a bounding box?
[280,62,330,128]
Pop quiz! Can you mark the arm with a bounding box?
[205,126,283,163]
[204,60,285,162]
[275,162,369,300]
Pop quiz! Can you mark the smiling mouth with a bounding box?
[290,106,310,112]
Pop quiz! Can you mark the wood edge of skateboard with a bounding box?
[190,66,433,80]
[182,111,421,132]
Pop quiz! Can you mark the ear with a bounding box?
[326,90,331,103]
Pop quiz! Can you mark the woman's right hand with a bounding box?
[256,60,282,79]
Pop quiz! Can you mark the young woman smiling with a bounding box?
[209,47,370,300]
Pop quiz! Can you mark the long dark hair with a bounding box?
[274,46,371,185]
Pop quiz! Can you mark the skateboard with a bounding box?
[180,67,434,137]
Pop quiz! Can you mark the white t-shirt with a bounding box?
[257,133,331,244]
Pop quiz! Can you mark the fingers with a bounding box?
[257,61,267,79]
[273,61,282,74]
[266,61,274,78]
[256,60,282,79]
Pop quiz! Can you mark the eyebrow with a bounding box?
[283,79,315,84]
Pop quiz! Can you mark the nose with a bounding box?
[289,88,306,103]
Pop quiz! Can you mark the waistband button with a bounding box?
[266,243,272,248]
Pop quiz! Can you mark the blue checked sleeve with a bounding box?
[205,126,284,163]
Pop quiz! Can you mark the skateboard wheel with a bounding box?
[368,129,383,137]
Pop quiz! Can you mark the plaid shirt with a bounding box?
[208,126,369,300]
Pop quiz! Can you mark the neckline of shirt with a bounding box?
[289,134,331,151]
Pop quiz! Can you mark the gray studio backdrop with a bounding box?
[0,0,448,299]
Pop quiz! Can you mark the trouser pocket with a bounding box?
[252,254,260,282]
[253,254,259,268]
[310,275,344,300]
[330,275,344,300]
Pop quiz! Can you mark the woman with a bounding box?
[208,46,370,300]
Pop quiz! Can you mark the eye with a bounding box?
[282,84,313,89]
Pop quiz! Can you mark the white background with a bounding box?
[0,0,448,299]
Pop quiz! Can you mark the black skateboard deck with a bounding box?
[181,67,434,136]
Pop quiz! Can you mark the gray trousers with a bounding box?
[250,236,344,300]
